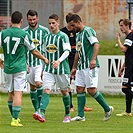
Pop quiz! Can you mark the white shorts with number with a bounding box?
[4,71,27,92]
[42,71,70,90]
[75,67,99,88]
[27,65,42,86]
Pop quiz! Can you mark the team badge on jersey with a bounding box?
[70,32,74,37]
[32,39,40,47]
[77,41,82,51]
[46,44,58,53]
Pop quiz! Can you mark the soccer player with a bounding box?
[116,19,133,117]
[60,13,92,112]
[35,14,71,123]
[68,14,113,121]
[0,11,48,126]
[23,10,49,119]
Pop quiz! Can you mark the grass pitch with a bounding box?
[0,93,132,133]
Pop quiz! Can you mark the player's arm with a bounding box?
[0,58,4,69]
[31,49,49,65]
[116,33,128,53]
[89,43,100,69]
[71,52,79,78]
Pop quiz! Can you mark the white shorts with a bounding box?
[42,71,70,90]
[27,65,42,86]
[75,67,99,88]
[4,71,27,92]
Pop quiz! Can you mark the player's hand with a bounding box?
[0,59,4,69]
[89,59,96,69]
[44,58,49,66]
[116,33,121,40]
[118,67,124,77]
[52,60,60,68]
[71,68,76,79]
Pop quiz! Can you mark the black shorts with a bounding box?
[122,66,133,87]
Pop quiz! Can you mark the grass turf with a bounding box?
[0,93,132,133]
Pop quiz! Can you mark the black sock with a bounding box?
[69,91,73,108]
[122,88,132,113]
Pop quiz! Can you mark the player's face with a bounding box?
[27,15,38,28]
[48,19,59,34]
[67,22,74,31]
[119,21,128,33]
[69,21,80,32]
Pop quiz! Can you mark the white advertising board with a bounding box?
[0,55,125,94]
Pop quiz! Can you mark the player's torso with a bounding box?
[1,27,28,73]
[24,25,49,66]
[44,32,70,74]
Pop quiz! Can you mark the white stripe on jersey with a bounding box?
[82,32,86,69]
[24,35,35,51]
[124,39,132,46]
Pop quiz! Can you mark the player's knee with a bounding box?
[35,81,42,87]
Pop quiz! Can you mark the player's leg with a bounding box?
[38,72,55,122]
[58,74,71,123]
[27,68,39,115]
[34,65,43,110]
[9,71,26,126]
[86,67,113,121]
[116,87,132,116]
[116,68,133,117]
[71,70,86,121]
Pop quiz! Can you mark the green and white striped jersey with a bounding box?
[23,25,49,67]
[76,26,100,70]
[0,27,35,74]
[42,31,71,74]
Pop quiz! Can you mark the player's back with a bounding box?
[1,27,30,74]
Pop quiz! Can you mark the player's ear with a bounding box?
[20,19,23,24]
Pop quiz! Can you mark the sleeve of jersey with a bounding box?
[124,35,132,47]
[24,34,35,51]
[62,35,71,52]
[0,32,2,47]
[86,28,99,45]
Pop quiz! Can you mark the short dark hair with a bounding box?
[11,11,23,24]
[49,14,59,21]
[66,13,73,23]
[119,19,131,29]
[27,9,38,17]
[67,14,82,23]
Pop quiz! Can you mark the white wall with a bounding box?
[0,55,124,94]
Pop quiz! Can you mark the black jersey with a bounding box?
[60,27,76,47]
[123,32,133,87]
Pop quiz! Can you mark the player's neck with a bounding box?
[125,29,132,36]
[80,24,85,32]
[30,23,38,30]
[52,29,59,34]
[66,25,71,31]
[12,24,21,28]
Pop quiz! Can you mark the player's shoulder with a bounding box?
[39,25,49,32]
[126,32,133,40]
[60,26,66,32]
[23,26,29,31]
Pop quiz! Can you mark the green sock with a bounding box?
[77,92,85,117]
[63,93,70,116]
[8,101,13,116]
[37,86,43,108]
[30,89,38,112]
[93,91,110,112]
[40,93,50,111]
[12,106,21,119]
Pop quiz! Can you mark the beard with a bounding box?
[29,22,37,28]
